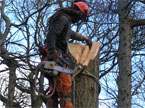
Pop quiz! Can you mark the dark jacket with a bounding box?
[46,13,87,53]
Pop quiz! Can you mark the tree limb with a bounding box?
[16,85,31,94]
[0,0,11,41]
[135,0,145,4]
[57,0,63,8]
[132,76,145,96]
[131,19,145,28]
[0,94,21,108]
[0,94,7,103]
[11,2,51,28]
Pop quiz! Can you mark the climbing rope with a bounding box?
[34,64,57,99]
[34,58,101,107]
[72,64,101,107]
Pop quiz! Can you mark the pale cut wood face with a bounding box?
[68,42,100,66]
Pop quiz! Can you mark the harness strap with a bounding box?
[46,78,57,98]
[36,78,57,98]
[59,95,72,107]
[60,97,72,106]
[46,99,53,107]
[46,94,59,108]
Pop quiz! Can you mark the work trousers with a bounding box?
[46,73,73,108]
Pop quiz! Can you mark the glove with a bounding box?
[46,48,58,61]
[86,38,92,48]
[39,46,47,56]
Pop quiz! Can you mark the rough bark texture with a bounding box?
[0,43,18,108]
[118,0,132,108]
[73,57,100,108]
[6,60,17,108]
[1,0,17,107]
[29,72,42,108]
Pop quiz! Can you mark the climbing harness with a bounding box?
[35,42,101,107]
[34,50,74,99]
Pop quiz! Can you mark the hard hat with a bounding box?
[73,2,89,16]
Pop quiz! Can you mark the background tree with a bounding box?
[0,0,145,108]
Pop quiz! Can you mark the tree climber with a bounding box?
[39,1,92,108]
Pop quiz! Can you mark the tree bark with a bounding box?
[29,72,42,108]
[73,57,100,108]
[0,43,18,108]
[118,0,132,108]
[6,61,17,108]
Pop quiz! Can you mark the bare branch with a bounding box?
[132,76,145,95]
[135,0,145,4]
[11,2,51,28]
[0,0,11,41]
[0,94,21,108]
[131,19,145,27]
[57,0,63,8]
[15,84,30,94]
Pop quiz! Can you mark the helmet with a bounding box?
[73,2,89,15]
[73,2,89,21]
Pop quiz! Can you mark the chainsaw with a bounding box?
[35,59,74,98]
[37,61,74,76]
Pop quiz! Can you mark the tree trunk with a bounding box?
[118,0,132,108]
[29,72,42,108]
[0,42,18,108]
[6,60,17,108]
[73,57,100,108]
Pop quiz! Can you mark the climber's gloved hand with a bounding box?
[46,48,58,61]
[86,38,92,48]
[39,45,47,56]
